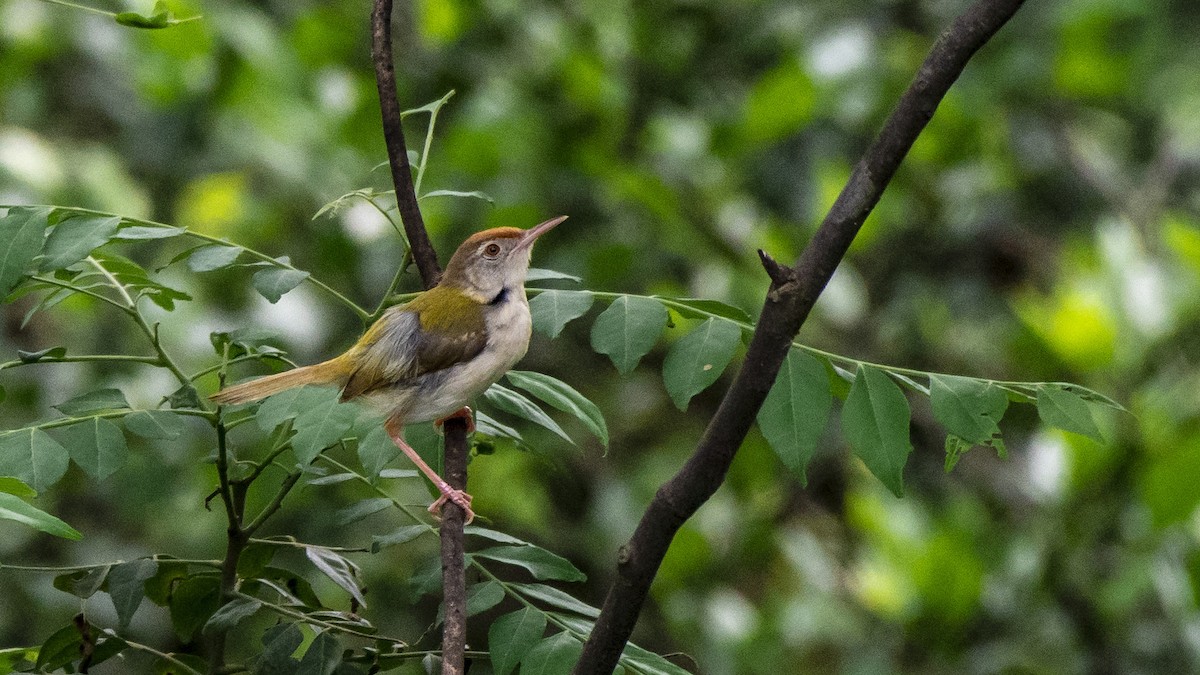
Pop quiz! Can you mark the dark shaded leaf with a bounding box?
[520,632,582,675]
[489,607,547,675]
[203,596,261,633]
[35,622,83,673]
[296,631,342,675]
[16,346,66,363]
[658,297,752,323]
[483,384,573,444]
[168,384,204,410]
[474,545,585,582]
[0,207,48,296]
[506,370,608,447]
[305,547,366,607]
[255,623,303,674]
[334,497,391,526]
[512,583,600,618]
[107,559,157,627]
[53,388,130,415]
[169,575,221,640]
[371,524,429,553]
[356,425,399,478]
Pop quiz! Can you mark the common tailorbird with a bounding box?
[211,216,568,523]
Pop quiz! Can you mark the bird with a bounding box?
[210,216,568,523]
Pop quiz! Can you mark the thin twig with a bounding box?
[574,0,1030,672]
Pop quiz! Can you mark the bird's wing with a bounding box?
[340,297,487,401]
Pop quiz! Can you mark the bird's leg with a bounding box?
[385,417,474,524]
[434,406,476,434]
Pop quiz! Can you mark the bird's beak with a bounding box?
[515,215,567,252]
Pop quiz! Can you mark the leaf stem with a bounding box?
[114,635,204,675]
[0,557,222,573]
[0,354,162,371]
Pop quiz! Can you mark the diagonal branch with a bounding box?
[370,2,470,674]
[573,0,1028,672]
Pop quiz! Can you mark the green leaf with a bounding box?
[661,318,742,410]
[124,410,186,440]
[484,384,574,445]
[35,623,83,673]
[169,575,221,640]
[187,244,243,272]
[259,386,359,464]
[944,434,973,473]
[465,525,533,546]
[356,425,399,478]
[1037,385,1105,442]
[168,383,204,410]
[114,1,172,29]
[756,349,831,485]
[466,580,506,617]
[489,607,548,675]
[658,297,752,323]
[113,224,185,240]
[58,417,129,480]
[0,207,48,296]
[17,346,66,363]
[512,583,600,618]
[334,497,391,526]
[371,524,429,553]
[203,596,262,634]
[0,491,82,540]
[842,365,913,498]
[296,631,342,675]
[526,268,581,284]
[421,189,495,204]
[143,560,189,606]
[0,475,36,498]
[305,546,366,607]
[474,545,586,582]
[590,295,668,374]
[520,632,583,675]
[107,559,157,627]
[53,388,130,415]
[506,370,608,447]
[54,562,110,593]
[40,215,121,271]
[257,385,333,430]
[0,428,70,492]
[256,622,303,674]
[530,290,594,338]
[929,375,1008,445]
[254,266,310,303]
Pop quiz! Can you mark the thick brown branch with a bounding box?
[371,0,441,286]
[573,0,1028,672]
[370,2,469,673]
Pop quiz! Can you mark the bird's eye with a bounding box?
[483,243,502,258]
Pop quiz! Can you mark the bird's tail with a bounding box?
[210,357,349,405]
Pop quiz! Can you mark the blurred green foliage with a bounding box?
[2,0,1200,672]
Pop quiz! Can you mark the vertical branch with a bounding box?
[573,0,1028,672]
[370,2,469,673]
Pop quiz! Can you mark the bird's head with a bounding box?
[440,216,566,300]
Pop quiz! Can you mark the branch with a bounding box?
[573,0,1028,672]
[370,2,469,673]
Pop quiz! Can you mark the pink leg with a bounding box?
[434,406,476,434]
[385,417,475,524]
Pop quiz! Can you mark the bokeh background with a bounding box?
[3,0,1200,672]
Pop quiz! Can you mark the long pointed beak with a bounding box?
[515,215,567,252]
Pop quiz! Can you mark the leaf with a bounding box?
[842,365,913,498]
[0,207,48,296]
[0,428,70,492]
[35,622,84,673]
[305,546,366,607]
[113,224,185,240]
[505,371,608,447]
[356,425,399,478]
[530,290,594,339]
[0,476,36,498]
[421,189,495,204]
[1037,385,1105,442]
[512,583,601,618]
[256,622,303,674]
[466,580,506,617]
[58,417,129,480]
[334,497,391,526]
[169,575,221,640]
[296,631,342,675]
[929,375,1008,445]
[590,295,668,374]
[483,384,574,445]
[465,525,533,546]
[123,410,186,440]
[944,434,973,473]
[526,268,581,284]
[40,215,121,271]
[306,472,358,486]
[257,386,333,430]
[17,346,66,363]
[114,1,172,29]
[756,349,831,485]
[658,297,752,324]
[259,386,359,464]
[254,266,310,303]
[107,559,157,627]
[187,245,243,272]
[661,318,742,410]
[54,566,110,599]
[168,383,204,410]
[489,607,548,675]
[371,524,429,553]
[0,492,82,540]
[203,596,261,634]
[520,632,583,675]
[53,388,130,415]
[474,545,586,582]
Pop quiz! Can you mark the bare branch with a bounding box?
[574,0,1028,672]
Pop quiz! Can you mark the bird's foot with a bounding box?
[435,407,476,434]
[429,484,475,525]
